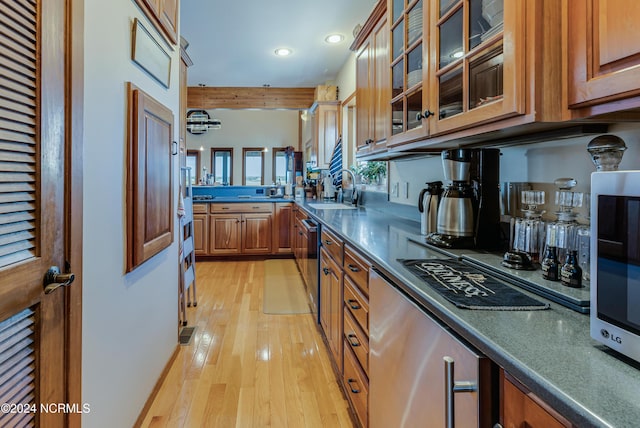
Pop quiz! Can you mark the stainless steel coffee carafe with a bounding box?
[437,150,474,237]
[418,181,442,235]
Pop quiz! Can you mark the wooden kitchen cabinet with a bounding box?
[272,203,293,254]
[342,245,371,428]
[502,370,571,428]
[355,0,390,157]
[192,214,208,255]
[320,246,343,373]
[207,203,272,255]
[386,0,432,148]
[359,0,564,152]
[426,0,529,136]
[309,101,340,170]
[565,0,640,116]
[241,214,272,254]
[134,0,179,45]
[209,215,242,255]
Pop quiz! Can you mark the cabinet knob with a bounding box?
[347,333,360,347]
[323,267,330,275]
[347,299,361,310]
[416,110,434,121]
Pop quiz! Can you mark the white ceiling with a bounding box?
[180,0,378,88]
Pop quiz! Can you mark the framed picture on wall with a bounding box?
[131,18,171,88]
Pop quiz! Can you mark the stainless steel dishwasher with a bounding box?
[369,269,497,427]
[301,218,318,320]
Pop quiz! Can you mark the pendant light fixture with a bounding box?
[186,84,221,134]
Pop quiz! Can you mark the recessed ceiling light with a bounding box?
[325,34,344,44]
[274,48,292,57]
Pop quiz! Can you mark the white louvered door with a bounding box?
[0,1,70,427]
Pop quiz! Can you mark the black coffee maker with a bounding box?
[470,148,502,250]
[426,148,501,250]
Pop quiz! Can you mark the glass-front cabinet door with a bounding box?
[429,0,524,135]
[387,0,431,148]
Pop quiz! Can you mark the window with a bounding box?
[272,147,287,184]
[243,148,264,185]
[211,148,233,185]
[186,150,200,185]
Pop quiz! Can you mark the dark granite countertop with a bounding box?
[297,199,639,428]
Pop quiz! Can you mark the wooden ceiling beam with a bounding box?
[187,86,316,110]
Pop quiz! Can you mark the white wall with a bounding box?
[186,109,299,184]
[335,51,357,100]
[335,52,358,169]
[83,1,180,426]
[389,123,640,213]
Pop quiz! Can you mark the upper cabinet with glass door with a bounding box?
[387,0,432,148]
[429,0,525,135]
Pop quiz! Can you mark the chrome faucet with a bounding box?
[337,169,358,206]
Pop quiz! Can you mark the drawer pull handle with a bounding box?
[347,299,361,310]
[324,240,332,245]
[347,264,360,272]
[252,206,260,209]
[347,333,360,347]
[222,207,229,210]
[323,267,330,275]
[444,356,477,428]
[347,378,360,394]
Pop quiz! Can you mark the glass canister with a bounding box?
[543,186,583,269]
[511,190,546,263]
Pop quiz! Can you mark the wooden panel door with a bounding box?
[567,0,640,108]
[319,249,332,339]
[502,371,570,428]
[372,15,389,150]
[209,215,241,255]
[272,203,292,254]
[242,214,272,254]
[127,84,174,272]
[160,0,179,44]
[0,1,76,426]
[193,214,208,255]
[313,102,340,170]
[356,38,372,151]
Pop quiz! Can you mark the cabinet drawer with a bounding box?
[343,341,368,428]
[210,203,273,213]
[320,227,343,264]
[344,245,370,296]
[344,307,369,376]
[344,275,368,335]
[193,203,208,214]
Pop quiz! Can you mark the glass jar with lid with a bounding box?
[542,179,583,273]
[508,190,546,264]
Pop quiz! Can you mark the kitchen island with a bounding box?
[298,199,639,428]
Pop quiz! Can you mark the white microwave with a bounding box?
[590,171,640,362]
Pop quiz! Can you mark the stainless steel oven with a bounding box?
[591,171,640,362]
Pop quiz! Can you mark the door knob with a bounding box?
[44,266,75,294]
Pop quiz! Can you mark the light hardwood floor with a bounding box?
[138,260,354,428]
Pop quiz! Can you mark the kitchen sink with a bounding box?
[307,203,357,210]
